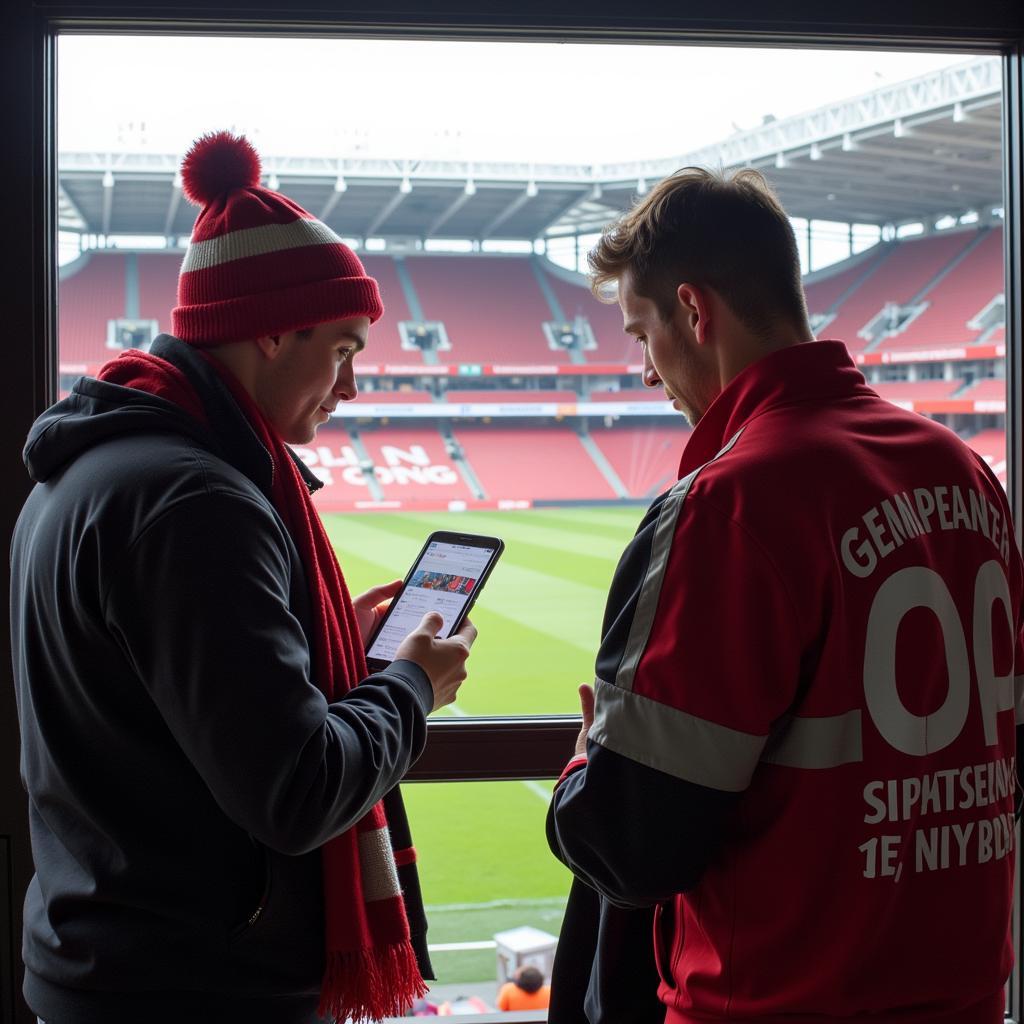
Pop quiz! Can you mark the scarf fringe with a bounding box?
[318,939,428,1023]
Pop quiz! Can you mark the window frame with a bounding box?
[3,5,1023,1024]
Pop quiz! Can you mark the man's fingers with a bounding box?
[453,617,478,649]
[417,611,444,635]
[355,579,403,609]
[579,683,595,728]
[367,579,403,602]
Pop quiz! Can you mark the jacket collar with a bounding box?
[678,340,872,477]
[148,335,324,498]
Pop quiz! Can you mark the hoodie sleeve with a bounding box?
[103,490,433,856]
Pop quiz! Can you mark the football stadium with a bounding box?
[55,51,1007,1009]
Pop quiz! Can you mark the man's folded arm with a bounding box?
[547,738,739,909]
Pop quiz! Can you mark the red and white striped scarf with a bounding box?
[98,349,427,1022]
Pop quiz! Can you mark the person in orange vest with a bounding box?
[496,966,551,1011]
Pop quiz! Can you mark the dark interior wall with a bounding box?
[2,3,1022,1023]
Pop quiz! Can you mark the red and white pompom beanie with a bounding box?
[172,131,383,345]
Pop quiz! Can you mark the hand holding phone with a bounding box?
[394,611,478,712]
[365,531,504,675]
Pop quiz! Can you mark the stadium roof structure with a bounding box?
[59,56,1002,244]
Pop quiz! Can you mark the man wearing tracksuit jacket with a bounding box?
[548,167,1024,1023]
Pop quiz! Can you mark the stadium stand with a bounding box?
[591,425,689,498]
[966,429,1008,485]
[359,255,420,362]
[136,251,181,332]
[58,252,127,364]
[294,424,377,510]
[441,389,577,404]
[453,427,619,501]
[57,226,1009,508]
[360,428,475,503]
[822,231,979,351]
[878,228,1004,351]
[870,379,965,402]
[960,377,1006,402]
[403,256,555,363]
[541,267,635,362]
[357,389,435,403]
[804,252,888,321]
[588,387,666,402]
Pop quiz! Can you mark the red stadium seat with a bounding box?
[805,256,884,322]
[590,425,690,498]
[965,428,1007,485]
[59,252,128,364]
[402,256,556,363]
[358,256,421,363]
[878,228,1003,351]
[820,232,979,352]
[453,427,618,501]
[541,269,635,362]
[870,379,964,402]
[442,389,577,404]
[136,252,181,331]
[959,378,1006,402]
[588,388,666,403]
[356,389,435,403]
[361,428,474,503]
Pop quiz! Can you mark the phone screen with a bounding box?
[366,537,499,665]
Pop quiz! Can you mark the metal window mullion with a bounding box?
[407,717,580,782]
[1002,40,1024,1024]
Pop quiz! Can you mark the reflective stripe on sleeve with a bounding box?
[761,709,864,770]
[589,677,767,792]
[614,427,745,696]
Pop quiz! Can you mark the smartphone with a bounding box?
[364,530,504,673]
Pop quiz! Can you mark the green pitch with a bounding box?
[323,506,643,986]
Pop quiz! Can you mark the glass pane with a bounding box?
[331,508,637,714]
[403,780,568,1014]
[56,38,1007,723]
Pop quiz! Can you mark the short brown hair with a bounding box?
[588,167,808,337]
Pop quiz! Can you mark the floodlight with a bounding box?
[400,178,413,194]
[636,178,648,195]
[809,143,822,161]
[334,176,347,193]
[464,180,476,196]
[526,181,538,198]
[267,173,280,191]
[102,171,114,189]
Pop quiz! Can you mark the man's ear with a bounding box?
[677,283,712,345]
[253,334,284,360]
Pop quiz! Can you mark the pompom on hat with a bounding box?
[172,131,383,345]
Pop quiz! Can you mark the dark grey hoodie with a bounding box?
[10,335,433,1024]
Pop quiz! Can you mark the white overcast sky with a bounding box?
[59,37,981,166]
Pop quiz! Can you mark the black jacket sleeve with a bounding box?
[547,877,665,1024]
[103,490,433,856]
[547,738,739,909]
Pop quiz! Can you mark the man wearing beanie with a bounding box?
[10,131,475,1024]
